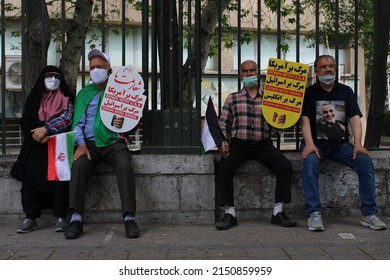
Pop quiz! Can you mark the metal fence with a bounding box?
[0,0,386,155]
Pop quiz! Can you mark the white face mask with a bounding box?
[90,68,108,85]
[44,77,61,91]
[318,74,335,85]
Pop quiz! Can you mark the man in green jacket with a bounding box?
[64,49,139,239]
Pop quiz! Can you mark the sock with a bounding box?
[273,202,284,215]
[70,211,83,223]
[124,214,136,221]
[224,205,236,217]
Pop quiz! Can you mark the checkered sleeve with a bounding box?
[219,94,233,141]
[45,103,74,135]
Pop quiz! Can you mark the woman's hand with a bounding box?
[31,127,48,143]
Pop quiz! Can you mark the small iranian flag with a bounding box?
[47,131,76,181]
[200,97,225,155]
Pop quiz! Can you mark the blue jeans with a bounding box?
[300,141,378,217]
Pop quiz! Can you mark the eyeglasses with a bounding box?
[45,74,62,79]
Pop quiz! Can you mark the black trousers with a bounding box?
[216,138,292,207]
[69,141,136,217]
[22,181,69,219]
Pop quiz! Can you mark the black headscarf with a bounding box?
[21,65,74,140]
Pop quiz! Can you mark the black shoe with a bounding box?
[64,220,83,239]
[216,213,238,230]
[271,212,297,227]
[125,220,140,238]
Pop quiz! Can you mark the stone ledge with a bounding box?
[1,151,389,224]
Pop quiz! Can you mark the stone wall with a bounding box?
[1,151,389,224]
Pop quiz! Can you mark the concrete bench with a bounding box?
[1,151,389,224]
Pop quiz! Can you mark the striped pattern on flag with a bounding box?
[200,97,225,155]
[47,131,75,181]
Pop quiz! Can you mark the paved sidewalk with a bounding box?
[1,215,390,260]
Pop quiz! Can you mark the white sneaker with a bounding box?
[308,211,324,231]
[360,215,387,230]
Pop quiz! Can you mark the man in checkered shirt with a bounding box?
[215,60,297,230]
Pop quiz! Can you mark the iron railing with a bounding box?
[0,0,387,155]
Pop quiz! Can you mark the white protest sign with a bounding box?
[100,65,146,132]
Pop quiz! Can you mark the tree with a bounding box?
[24,0,51,92]
[181,0,232,108]
[16,0,390,147]
[21,0,236,104]
[364,0,390,147]
[59,0,94,94]
[155,0,180,109]
[21,0,303,107]
[21,0,93,94]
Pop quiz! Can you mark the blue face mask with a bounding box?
[242,75,258,88]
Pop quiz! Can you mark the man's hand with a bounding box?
[219,141,230,158]
[73,143,91,161]
[353,144,371,159]
[301,143,320,161]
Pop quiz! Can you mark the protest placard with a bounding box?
[100,65,147,132]
[262,58,309,129]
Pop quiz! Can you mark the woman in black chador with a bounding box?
[11,65,74,233]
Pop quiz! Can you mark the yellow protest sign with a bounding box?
[262,58,309,129]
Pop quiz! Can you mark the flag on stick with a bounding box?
[200,97,225,155]
[47,131,75,181]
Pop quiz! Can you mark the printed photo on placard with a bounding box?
[100,65,146,133]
